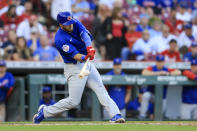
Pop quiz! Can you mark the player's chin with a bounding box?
[67,28,73,32]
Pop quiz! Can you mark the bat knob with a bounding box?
[78,70,90,79]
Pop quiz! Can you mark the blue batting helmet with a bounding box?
[113,58,122,65]
[42,86,52,93]
[156,55,165,61]
[57,12,76,26]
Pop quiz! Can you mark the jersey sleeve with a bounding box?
[58,40,79,58]
[2,73,15,89]
[8,73,15,88]
[77,20,93,47]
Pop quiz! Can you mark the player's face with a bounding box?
[191,47,197,54]
[0,66,6,74]
[191,65,197,73]
[60,24,74,32]
[43,92,51,101]
[169,42,177,51]
[113,64,122,75]
[156,61,164,69]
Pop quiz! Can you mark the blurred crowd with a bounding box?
[0,0,197,62]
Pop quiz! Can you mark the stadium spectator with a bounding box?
[40,86,55,106]
[161,39,181,62]
[13,0,25,16]
[104,58,131,119]
[165,8,184,35]
[72,0,91,19]
[13,37,32,61]
[192,10,197,40]
[16,14,45,40]
[51,0,72,21]
[0,0,12,16]
[136,13,151,32]
[103,7,127,60]
[131,30,151,61]
[1,30,17,60]
[148,18,162,38]
[176,5,192,22]
[149,24,177,53]
[0,4,24,26]
[21,1,33,19]
[178,0,194,10]
[92,3,108,59]
[160,0,175,8]
[47,25,57,46]
[182,59,197,120]
[0,18,4,40]
[139,55,181,119]
[137,0,159,7]
[178,23,195,49]
[0,18,3,28]
[0,60,15,122]
[99,0,115,9]
[121,21,142,60]
[27,27,41,53]
[183,43,197,62]
[33,35,59,61]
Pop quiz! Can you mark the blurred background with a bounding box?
[0,0,197,122]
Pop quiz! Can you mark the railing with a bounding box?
[27,74,197,121]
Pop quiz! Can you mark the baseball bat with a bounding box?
[78,57,90,79]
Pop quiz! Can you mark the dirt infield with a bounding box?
[1,121,197,126]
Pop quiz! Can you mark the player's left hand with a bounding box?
[86,46,96,60]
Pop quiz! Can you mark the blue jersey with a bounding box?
[0,72,15,102]
[55,19,93,64]
[182,71,197,104]
[33,46,59,61]
[146,65,175,98]
[27,39,41,48]
[127,97,154,114]
[39,99,55,106]
[106,70,130,110]
[183,52,197,62]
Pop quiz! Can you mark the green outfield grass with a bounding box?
[0,121,197,131]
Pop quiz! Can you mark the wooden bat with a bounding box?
[78,57,90,79]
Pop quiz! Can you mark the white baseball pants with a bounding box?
[43,62,120,118]
[139,92,166,117]
[0,103,5,122]
[181,103,197,120]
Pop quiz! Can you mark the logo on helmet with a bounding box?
[67,16,72,21]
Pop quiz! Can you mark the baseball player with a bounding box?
[39,86,55,106]
[182,59,197,119]
[139,55,181,119]
[33,11,125,123]
[103,58,131,119]
[127,88,154,119]
[0,60,15,122]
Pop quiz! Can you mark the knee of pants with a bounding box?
[121,47,130,60]
[67,97,81,108]
[142,92,151,101]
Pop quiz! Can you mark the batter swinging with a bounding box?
[33,11,125,123]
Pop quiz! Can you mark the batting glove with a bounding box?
[86,46,96,60]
